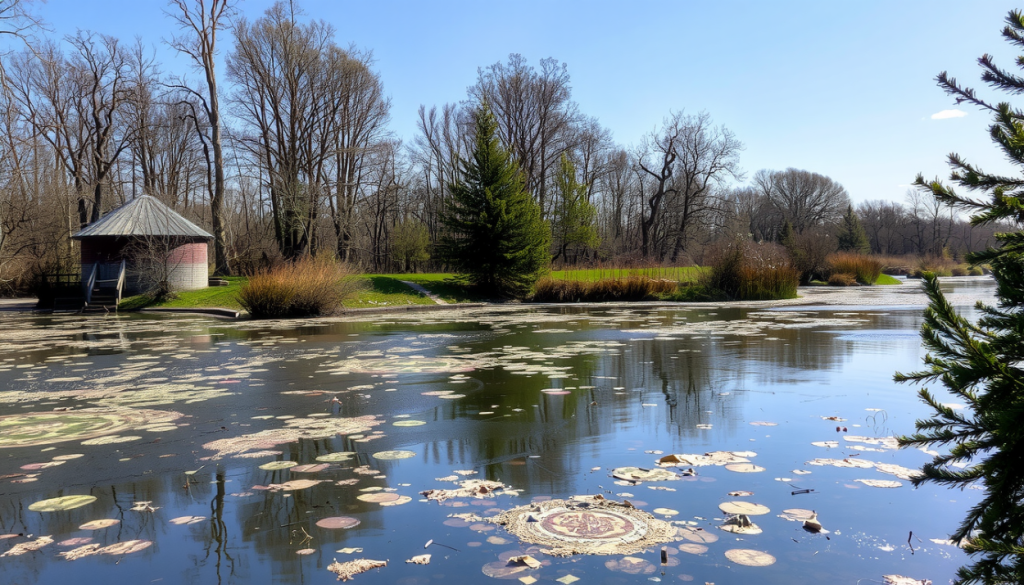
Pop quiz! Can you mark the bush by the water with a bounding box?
[827,252,882,285]
[237,257,362,318]
[827,272,857,286]
[703,241,799,300]
[531,276,676,302]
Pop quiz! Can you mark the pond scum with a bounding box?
[0,297,981,583]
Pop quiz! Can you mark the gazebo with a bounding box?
[72,195,213,300]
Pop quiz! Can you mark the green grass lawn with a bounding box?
[343,276,436,308]
[119,277,247,311]
[875,274,902,285]
[120,274,476,312]
[119,267,711,312]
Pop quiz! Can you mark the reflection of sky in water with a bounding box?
[0,283,995,584]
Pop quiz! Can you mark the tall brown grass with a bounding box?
[827,253,882,285]
[530,276,677,302]
[703,241,799,300]
[874,253,965,277]
[237,257,363,318]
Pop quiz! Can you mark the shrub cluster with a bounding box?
[827,252,882,285]
[827,272,857,286]
[702,241,799,301]
[237,257,363,318]
[530,276,676,302]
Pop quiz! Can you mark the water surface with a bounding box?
[0,278,995,584]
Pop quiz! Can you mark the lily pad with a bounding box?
[358,492,401,503]
[79,519,119,530]
[29,495,97,512]
[677,543,708,554]
[372,450,416,460]
[718,501,770,515]
[779,509,816,522]
[675,526,719,544]
[316,516,361,530]
[380,495,413,506]
[290,463,329,473]
[315,452,354,462]
[605,556,657,574]
[393,420,426,427]
[724,548,776,567]
[259,461,298,471]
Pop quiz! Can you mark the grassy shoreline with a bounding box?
[118,267,904,313]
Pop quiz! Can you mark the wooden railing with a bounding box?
[82,264,97,306]
[115,259,126,307]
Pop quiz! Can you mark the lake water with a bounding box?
[0,278,997,584]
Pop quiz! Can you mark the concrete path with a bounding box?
[398,281,448,305]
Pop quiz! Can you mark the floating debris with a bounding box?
[202,415,380,459]
[856,479,903,488]
[883,576,933,585]
[1,535,53,557]
[657,451,750,467]
[725,463,765,473]
[406,554,431,564]
[327,558,387,581]
[169,516,205,525]
[611,467,679,482]
[421,479,512,503]
[720,514,762,535]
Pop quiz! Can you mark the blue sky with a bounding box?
[21,0,1022,204]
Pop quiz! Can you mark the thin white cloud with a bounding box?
[931,109,967,120]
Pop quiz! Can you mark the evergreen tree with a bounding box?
[897,10,1024,584]
[836,204,870,253]
[551,153,599,264]
[440,104,549,298]
[778,219,794,248]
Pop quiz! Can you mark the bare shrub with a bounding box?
[828,272,857,286]
[237,257,363,318]
[530,276,676,303]
[704,240,799,300]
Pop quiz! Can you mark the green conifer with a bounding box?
[440,104,549,298]
[897,10,1024,584]
[836,205,870,253]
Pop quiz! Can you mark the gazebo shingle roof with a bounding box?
[72,195,213,240]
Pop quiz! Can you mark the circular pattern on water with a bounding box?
[537,509,642,543]
[0,408,182,449]
[493,497,678,556]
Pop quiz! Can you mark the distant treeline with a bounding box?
[0,0,1004,292]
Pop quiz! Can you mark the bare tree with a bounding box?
[469,54,579,214]
[167,0,234,275]
[754,168,850,234]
